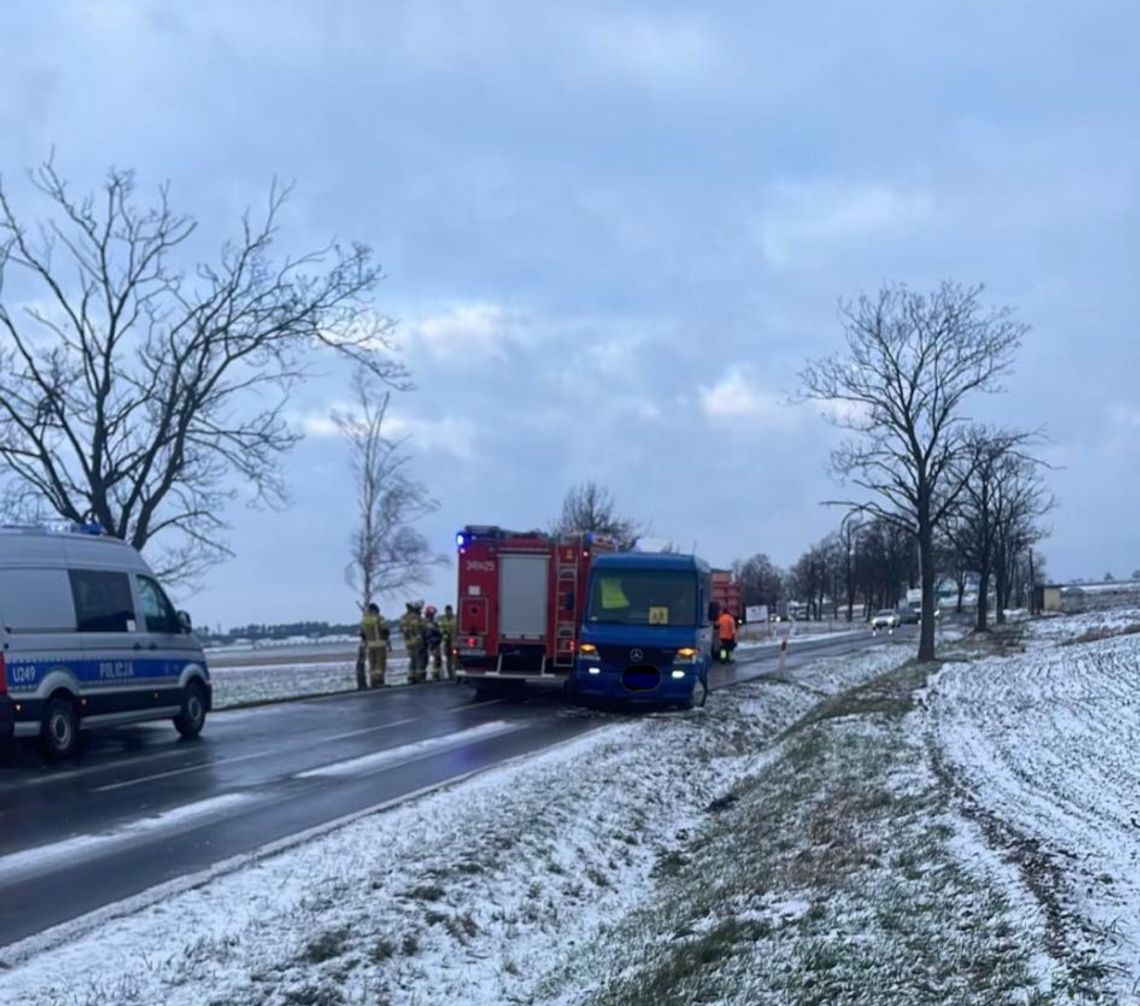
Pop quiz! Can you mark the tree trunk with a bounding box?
[956,576,965,615]
[918,520,936,661]
[995,558,1008,625]
[976,566,991,632]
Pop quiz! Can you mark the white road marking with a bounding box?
[322,716,420,743]
[90,716,427,792]
[91,750,276,793]
[296,720,525,779]
[1,745,194,791]
[0,793,256,884]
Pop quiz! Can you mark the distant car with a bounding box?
[870,609,900,631]
[911,608,944,622]
[898,608,920,625]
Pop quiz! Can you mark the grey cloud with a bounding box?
[2,0,1137,621]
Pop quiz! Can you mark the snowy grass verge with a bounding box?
[544,659,1069,1006]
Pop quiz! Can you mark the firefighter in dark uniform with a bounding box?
[401,602,426,683]
[438,604,458,679]
[424,605,444,680]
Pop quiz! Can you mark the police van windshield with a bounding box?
[586,569,697,627]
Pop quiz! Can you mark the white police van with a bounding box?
[0,523,211,759]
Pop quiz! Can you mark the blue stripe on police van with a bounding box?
[5,657,199,694]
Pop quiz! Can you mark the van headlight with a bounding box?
[578,643,600,662]
[673,647,699,664]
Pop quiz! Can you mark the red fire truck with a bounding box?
[453,525,617,696]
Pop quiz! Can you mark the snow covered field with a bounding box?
[209,656,413,709]
[926,608,1140,1001]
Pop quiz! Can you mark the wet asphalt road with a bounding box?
[0,627,913,950]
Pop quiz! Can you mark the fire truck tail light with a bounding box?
[467,636,477,648]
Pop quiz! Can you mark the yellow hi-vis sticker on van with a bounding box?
[600,578,630,609]
[648,606,669,625]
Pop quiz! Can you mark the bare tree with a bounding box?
[732,553,786,611]
[551,481,644,548]
[0,161,405,584]
[332,373,443,610]
[790,543,831,620]
[991,454,1053,624]
[934,527,972,615]
[800,282,1027,660]
[946,427,1033,632]
[853,518,911,615]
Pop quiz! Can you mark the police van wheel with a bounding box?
[41,694,79,761]
[174,681,208,739]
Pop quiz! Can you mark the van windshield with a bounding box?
[586,569,697,627]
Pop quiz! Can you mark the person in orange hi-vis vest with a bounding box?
[716,608,737,663]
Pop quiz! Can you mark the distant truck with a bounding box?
[572,551,715,708]
[711,569,742,623]
[453,526,617,698]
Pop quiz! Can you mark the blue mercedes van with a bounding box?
[572,552,714,707]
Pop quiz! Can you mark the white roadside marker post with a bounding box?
[777,622,792,674]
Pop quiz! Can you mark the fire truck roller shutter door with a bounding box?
[498,554,550,640]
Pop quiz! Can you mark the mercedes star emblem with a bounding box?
[630,648,644,663]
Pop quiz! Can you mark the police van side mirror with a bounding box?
[707,602,720,623]
[177,610,193,634]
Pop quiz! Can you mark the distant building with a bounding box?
[1040,580,1140,613]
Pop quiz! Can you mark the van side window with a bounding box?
[137,575,179,634]
[68,570,136,633]
[0,568,77,631]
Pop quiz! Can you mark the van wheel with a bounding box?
[174,680,208,739]
[41,694,79,761]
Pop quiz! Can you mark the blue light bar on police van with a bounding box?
[40,520,104,535]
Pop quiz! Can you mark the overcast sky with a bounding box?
[2,1,1138,628]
